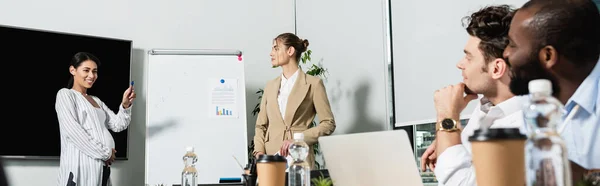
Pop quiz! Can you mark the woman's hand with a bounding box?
[122,85,136,108]
[105,148,116,166]
[279,140,293,157]
[254,152,264,159]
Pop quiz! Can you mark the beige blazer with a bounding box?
[253,69,336,169]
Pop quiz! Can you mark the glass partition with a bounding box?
[413,119,469,185]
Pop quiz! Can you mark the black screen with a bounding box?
[0,25,132,159]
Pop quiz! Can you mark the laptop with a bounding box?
[319,130,424,186]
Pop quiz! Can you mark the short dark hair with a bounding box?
[463,5,515,63]
[522,0,600,66]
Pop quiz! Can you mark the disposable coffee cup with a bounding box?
[256,155,286,186]
[469,128,527,186]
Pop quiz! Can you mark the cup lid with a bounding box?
[256,154,286,163]
[468,128,526,142]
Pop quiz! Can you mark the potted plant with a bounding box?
[311,175,334,186]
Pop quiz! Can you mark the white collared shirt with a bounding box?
[435,96,526,186]
[278,69,299,120]
[277,69,300,170]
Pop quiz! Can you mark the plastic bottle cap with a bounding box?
[528,79,552,94]
[293,133,304,140]
[186,146,194,152]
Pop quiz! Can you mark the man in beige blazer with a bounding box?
[253,33,336,169]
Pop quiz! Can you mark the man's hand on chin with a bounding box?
[433,83,478,157]
[434,83,477,120]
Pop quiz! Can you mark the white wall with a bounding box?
[0,0,294,185]
[296,0,392,134]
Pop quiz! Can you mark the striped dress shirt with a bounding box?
[55,88,131,186]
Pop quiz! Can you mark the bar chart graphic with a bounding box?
[216,106,234,116]
[209,78,238,118]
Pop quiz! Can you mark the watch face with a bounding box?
[442,119,455,129]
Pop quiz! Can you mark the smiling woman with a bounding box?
[68,52,102,89]
[0,25,133,162]
[55,52,137,186]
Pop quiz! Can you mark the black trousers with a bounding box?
[102,165,110,186]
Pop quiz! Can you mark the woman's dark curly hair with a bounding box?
[462,5,516,64]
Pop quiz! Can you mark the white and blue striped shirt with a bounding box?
[55,88,131,186]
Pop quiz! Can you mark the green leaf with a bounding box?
[575,177,595,186]
[306,69,316,76]
[252,89,265,116]
[247,139,255,163]
[252,103,260,116]
[311,175,333,186]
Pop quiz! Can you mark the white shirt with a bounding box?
[277,70,299,170]
[95,107,115,150]
[435,96,526,186]
[277,69,299,120]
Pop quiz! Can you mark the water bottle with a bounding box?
[182,146,198,186]
[288,133,310,186]
[523,79,572,186]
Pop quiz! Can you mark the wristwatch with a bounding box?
[438,118,460,132]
